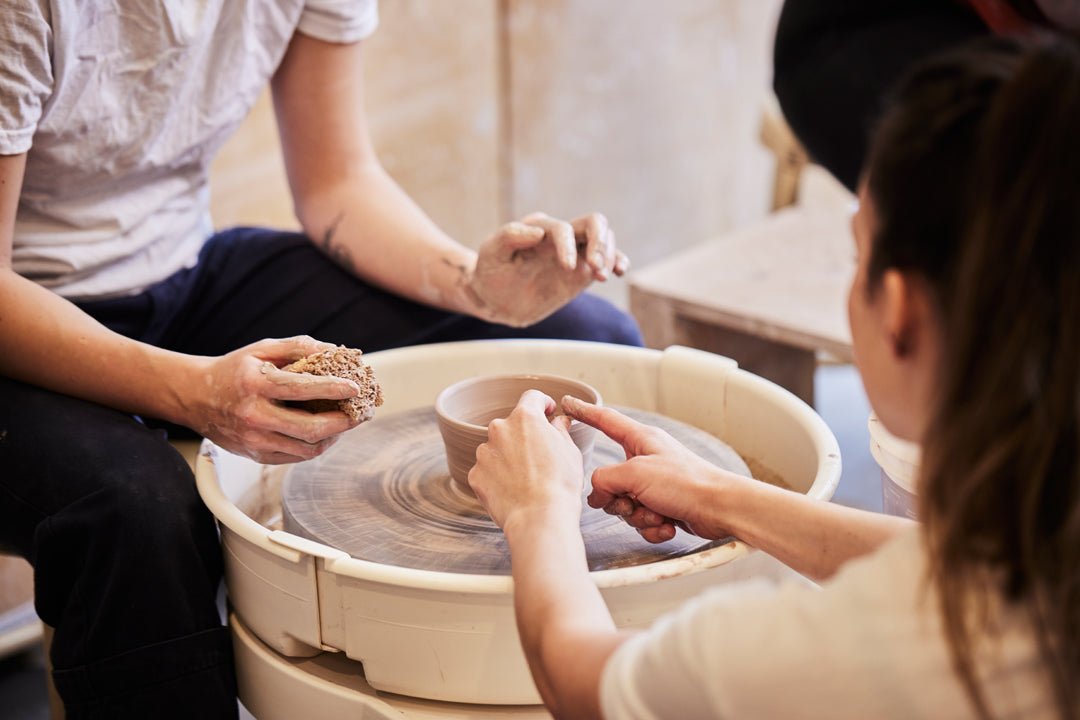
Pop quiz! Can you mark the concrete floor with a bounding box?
[0,363,881,719]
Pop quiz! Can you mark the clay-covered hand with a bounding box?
[187,336,365,464]
[562,395,739,543]
[466,212,629,327]
[468,390,586,530]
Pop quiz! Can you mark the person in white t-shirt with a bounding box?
[468,31,1080,720]
[0,2,641,718]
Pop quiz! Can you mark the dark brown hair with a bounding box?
[866,32,1080,719]
[1003,0,1054,27]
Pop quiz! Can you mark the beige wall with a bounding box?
[209,0,786,309]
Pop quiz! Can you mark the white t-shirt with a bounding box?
[600,528,1054,719]
[0,0,378,301]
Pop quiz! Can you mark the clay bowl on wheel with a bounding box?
[434,373,601,493]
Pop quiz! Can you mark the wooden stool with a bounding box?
[628,205,854,406]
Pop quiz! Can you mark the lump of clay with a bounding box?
[283,346,384,422]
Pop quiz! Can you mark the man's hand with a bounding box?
[188,336,366,464]
[466,212,629,327]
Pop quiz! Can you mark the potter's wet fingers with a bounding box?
[249,335,338,363]
[522,212,577,269]
[270,404,357,443]
[586,485,614,510]
[562,396,642,446]
[513,388,558,417]
[497,221,546,249]
[604,495,636,517]
[245,432,340,465]
[262,366,360,401]
[624,504,667,529]
[219,413,340,462]
[638,523,677,544]
[573,213,615,281]
[549,414,572,435]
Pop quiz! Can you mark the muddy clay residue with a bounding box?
[742,457,792,492]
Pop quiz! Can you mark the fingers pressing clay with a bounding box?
[281,346,384,421]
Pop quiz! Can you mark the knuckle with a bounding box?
[295,425,322,445]
[295,444,322,461]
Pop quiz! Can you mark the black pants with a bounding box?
[0,227,643,719]
[773,0,988,191]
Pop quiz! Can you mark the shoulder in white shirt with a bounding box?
[600,528,1053,719]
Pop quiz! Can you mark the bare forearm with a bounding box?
[503,510,627,720]
[0,270,203,424]
[571,401,912,584]
[270,34,483,318]
[720,476,915,582]
[295,164,483,316]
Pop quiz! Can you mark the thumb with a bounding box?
[250,336,338,365]
[587,461,639,510]
[549,413,573,437]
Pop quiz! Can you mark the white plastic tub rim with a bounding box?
[197,340,840,594]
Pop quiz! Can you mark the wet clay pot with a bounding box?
[434,373,601,493]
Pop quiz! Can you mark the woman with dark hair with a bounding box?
[772,0,1078,192]
[467,32,1080,719]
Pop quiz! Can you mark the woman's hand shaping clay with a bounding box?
[468,389,586,530]
[563,396,741,544]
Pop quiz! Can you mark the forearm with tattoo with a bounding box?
[315,211,354,273]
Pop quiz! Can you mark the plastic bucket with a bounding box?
[868,413,921,519]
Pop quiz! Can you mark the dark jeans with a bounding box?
[773,0,987,191]
[0,227,643,718]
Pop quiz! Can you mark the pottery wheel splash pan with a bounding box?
[281,405,750,575]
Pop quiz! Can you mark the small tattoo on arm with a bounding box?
[317,211,355,273]
[442,257,471,285]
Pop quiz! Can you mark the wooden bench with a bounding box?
[628,204,854,406]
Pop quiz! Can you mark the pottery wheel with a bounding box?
[281,405,750,575]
